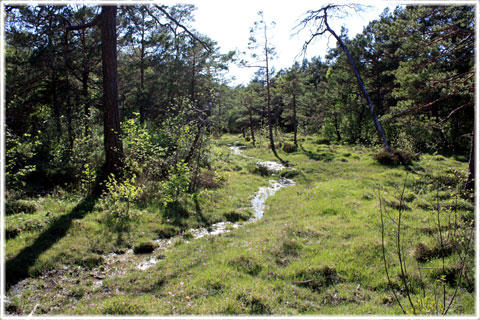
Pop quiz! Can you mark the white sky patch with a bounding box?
[160,0,398,85]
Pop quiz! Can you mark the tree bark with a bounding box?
[101,6,124,175]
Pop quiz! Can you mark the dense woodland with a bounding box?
[4,4,476,316]
[5,4,474,195]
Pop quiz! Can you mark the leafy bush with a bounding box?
[158,161,191,207]
[252,164,270,176]
[122,113,165,178]
[5,130,40,192]
[78,163,97,194]
[101,174,142,226]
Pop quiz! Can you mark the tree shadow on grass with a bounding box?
[299,144,335,162]
[5,193,99,290]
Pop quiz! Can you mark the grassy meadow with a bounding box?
[4,134,475,316]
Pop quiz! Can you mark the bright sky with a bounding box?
[160,0,397,86]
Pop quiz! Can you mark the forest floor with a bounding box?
[4,134,475,316]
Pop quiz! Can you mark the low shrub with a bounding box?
[413,241,455,263]
[5,199,37,216]
[252,165,270,177]
[374,149,416,166]
[282,143,297,153]
[196,170,224,189]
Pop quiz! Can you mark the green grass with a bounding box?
[5,133,475,316]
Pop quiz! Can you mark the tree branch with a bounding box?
[154,5,211,52]
[65,14,101,31]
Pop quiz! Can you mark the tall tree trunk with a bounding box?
[264,30,285,164]
[325,15,391,151]
[191,41,196,103]
[139,10,146,124]
[465,130,475,190]
[101,6,124,176]
[293,93,298,146]
[248,106,256,147]
[51,72,62,138]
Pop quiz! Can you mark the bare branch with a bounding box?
[142,6,175,34]
[154,5,211,52]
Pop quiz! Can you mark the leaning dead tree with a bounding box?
[296,5,391,151]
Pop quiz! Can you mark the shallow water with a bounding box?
[135,144,294,270]
[251,178,295,219]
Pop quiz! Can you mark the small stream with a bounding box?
[136,143,295,269]
[7,142,297,311]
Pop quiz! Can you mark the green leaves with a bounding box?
[158,161,191,208]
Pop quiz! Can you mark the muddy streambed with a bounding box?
[6,143,295,315]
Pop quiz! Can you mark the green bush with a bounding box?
[102,173,142,224]
[158,161,190,207]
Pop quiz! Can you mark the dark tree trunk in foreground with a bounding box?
[101,6,124,175]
